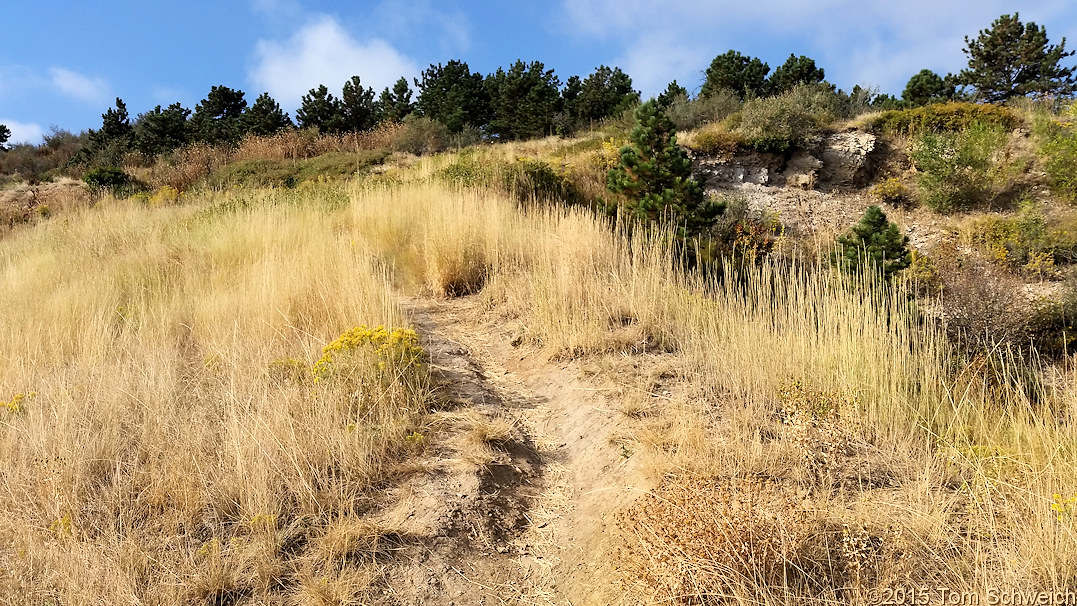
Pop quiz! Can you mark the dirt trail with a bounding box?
[378,296,651,605]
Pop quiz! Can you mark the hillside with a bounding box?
[2,95,1077,605]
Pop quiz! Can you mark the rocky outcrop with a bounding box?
[817,131,876,187]
[691,130,878,191]
[692,151,784,186]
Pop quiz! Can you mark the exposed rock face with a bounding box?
[692,151,783,186]
[817,131,876,187]
[691,130,877,191]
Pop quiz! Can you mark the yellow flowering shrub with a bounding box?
[870,177,909,205]
[311,325,427,425]
[1052,492,1076,523]
[148,185,181,206]
[312,325,423,382]
[2,391,34,414]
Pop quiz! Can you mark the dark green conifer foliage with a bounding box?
[0,124,10,151]
[902,69,956,106]
[656,81,689,107]
[96,98,133,145]
[416,60,491,133]
[87,98,134,164]
[607,100,722,238]
[561,75,582,112]
[377,77,414,123]
[574,65,638,123]
[835,205,911,280]
[960,13,1076,102]
[190,86,249,145]
[768,54,826,94]
[340,76,377,132]
[135,103,191,156]
[487,60,561,140]
[701,50,770,99]
[244,93,292,136]
[296,85,343,133]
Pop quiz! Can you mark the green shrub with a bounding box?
[392,115,450,155]
[833,205,911,280]
[688,127,746,159]
[82,166,147,198]
[294,150,387,182]
[83,166,131,189]
[726,84,846,152]
[872,102,1018,135]
[1027,290,1077,358]
[1038,126,1077,203]
[909,122,1013,212]
[501,158,583,205]
[710,193,783,260]
[665,90,742,130]
[965,200,1077,274]
[438,155,584,206]
[208,158,298,188]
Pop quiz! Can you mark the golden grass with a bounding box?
[0,188,427,602]
[3,159,1076,602]
[347,178,1077,599]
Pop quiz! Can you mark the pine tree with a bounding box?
[135,103,191,156]
[415,60,491,133]
[190,86,249,145]
[340,76,377,132]
[768,54,825,94]
[574,65,638,123]
[960,13,1076,102]
[244,93,292,136]
[486,60,561,140]
[296,85,343,133]
[701,50,770,100]
[607,100,723,238]
[0,124,9,151]
[835,205,911,280]
[377,77,414,123]
[87,98,134,164]
[97,98,133,144]
[656,81,689,108]
[901,69,957,106]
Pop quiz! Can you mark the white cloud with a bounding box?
[48,67,110,103]
[1,119,44,145]
[615,34,710,97]
[370,0,472,55]
[249,15,420,110]
[561,0,1077,96]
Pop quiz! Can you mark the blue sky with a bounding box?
[1,1,1074,144]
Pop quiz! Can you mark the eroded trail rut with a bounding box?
[377,297,651,605]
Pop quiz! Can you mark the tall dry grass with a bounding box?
[3,167,1076,602]
[0,188,427,602]
[347,178,1077,599]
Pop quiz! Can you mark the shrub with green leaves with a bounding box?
[726,84,845,153]
[834,205,911,280]
[909,122,1013,212]
[392,115,450,155]
[83,166,131,189]
[607,100,723,238]
[871,102,1018,135]
[1037,125,1077,203]
[664,89,742,131]
[966,199,1077,274]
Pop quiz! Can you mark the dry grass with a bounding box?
[346,178,1077,599]
[3,153,1077,602]
[0,186,428,602]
